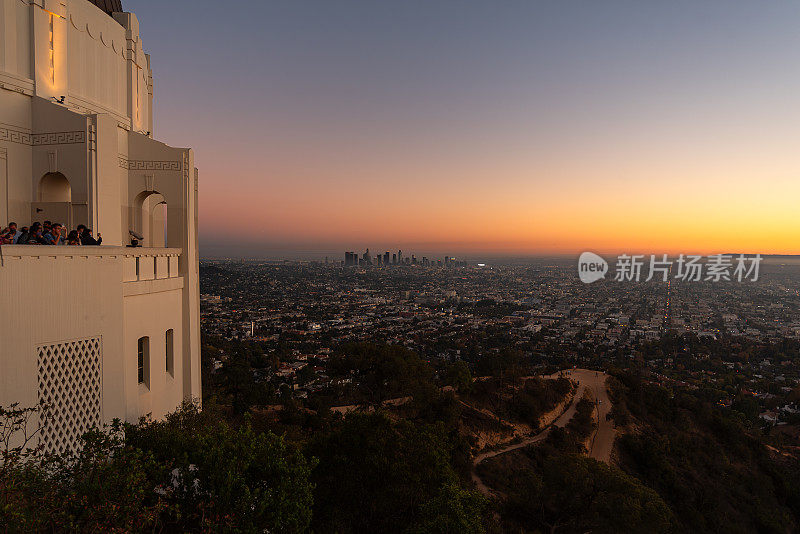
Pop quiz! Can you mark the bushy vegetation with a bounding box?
[1,340,488,534]
[478,444,674,533]
[307,411,487,533]
[1,403,313,533]
[611,371,800,533]
[508,377,574,429]
[461,374,573,430]
[544,392,596,453]
[326,342,435,407]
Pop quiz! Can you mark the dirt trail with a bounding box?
[471,369,615,496]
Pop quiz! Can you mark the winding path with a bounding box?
[471,369,614,496]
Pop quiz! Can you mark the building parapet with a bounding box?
[0,245,181,283]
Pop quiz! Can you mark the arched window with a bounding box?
[38,172,71,202]
[137,336,150,388]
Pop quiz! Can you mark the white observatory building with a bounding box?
[0,0,200,453]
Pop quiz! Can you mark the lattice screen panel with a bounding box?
[37,337,102,454]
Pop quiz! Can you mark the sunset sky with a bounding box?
[131,1,800,258]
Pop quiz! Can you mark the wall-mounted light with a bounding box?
[39,6,65,19]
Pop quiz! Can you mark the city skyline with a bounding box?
[130,0,800,257]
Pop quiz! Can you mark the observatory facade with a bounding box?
[0,0,200,452]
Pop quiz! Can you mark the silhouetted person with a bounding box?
[25,223,45,245]
[77,224,102,245]
[14,226,29,244]
[66,230,80,246]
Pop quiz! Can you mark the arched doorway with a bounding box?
[132,191,168,247]
[32,172,72,228]
[38,172,71,202]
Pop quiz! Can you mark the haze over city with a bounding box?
[130,0,800,258]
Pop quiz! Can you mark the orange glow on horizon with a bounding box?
[198,152,800,256]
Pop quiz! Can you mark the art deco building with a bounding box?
[0,0,200,453]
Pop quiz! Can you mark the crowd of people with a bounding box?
[0,221,102,246]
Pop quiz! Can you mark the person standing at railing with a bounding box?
[77,225,102,245]
[0,222,22,243]
[0,226,12,244]
[41,223,65,245]
[18,223,43,244]
[14,226,29,244]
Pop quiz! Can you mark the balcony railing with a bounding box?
[0,245,182,284]
[121,249,181,282]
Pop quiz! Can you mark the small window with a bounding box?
[165,329,174,376]
[137,336,149,387]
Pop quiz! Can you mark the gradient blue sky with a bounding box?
[128,1,800,258]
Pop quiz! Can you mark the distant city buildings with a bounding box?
[200,257,800,424]
[342,249,468,268]
[343,249,468,268]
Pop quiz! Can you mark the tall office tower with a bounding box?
[384,251,389,265]
[392,253,397,265]
[411,254,416,265]
[0,0,201,453]
[363,248,371,265]
[376,255,382,266]
[398,250,403,264]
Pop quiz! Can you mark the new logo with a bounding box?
[578,252,608,283]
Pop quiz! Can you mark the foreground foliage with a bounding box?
[611,371,800,534]
[308,411,488,533]
[0,403,313,533]
[478,445,674,533]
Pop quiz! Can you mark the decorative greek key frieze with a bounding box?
[32,131,86,145]
[118,155,182,171]
[0,127,33,145]
[0,127,85,146]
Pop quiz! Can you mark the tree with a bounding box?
[220,353,257,415]
[1,408,165,532]
[407,482,487,534]
[445,361,473,393]
[307,411,486,533]
[125,403,314,533]
[474,349,527,383]
[330,343,434,407]
[505,453,674,533]
[1,403,315,533]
